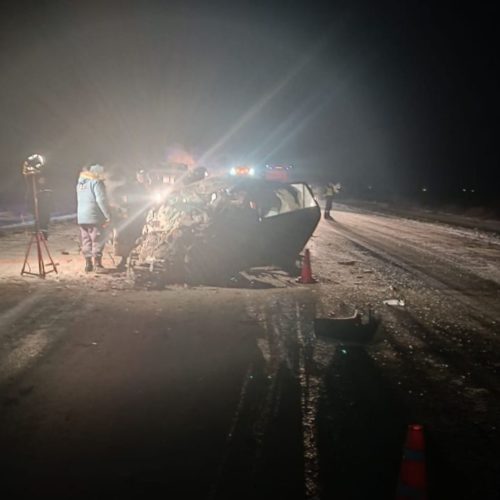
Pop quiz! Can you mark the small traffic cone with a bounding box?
[396,424,427,500]
[296,248,317,284]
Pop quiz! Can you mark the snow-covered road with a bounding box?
[0,207,499,498]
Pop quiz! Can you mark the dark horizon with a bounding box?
[1,0,498,205]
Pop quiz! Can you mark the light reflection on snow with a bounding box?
[0,328,50,379]
[246,292,322,500]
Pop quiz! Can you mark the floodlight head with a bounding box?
[22,154,45,176]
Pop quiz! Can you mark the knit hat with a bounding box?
[89,164,105,175]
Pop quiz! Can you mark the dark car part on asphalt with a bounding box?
[314,309,380,342]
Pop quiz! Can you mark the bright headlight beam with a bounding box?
[152,191,164,203]
[198,34,332,165]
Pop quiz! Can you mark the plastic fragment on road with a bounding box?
[383,298,405,306]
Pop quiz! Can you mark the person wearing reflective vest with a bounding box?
[324,182,341,220]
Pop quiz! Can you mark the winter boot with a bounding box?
[94,256,105,272]
[85,257,93,273]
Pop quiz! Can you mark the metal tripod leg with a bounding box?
[40,233,58,276]
[20,232,36,276]
[21,231,58,278]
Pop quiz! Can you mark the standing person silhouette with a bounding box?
[76,164,112,272]
[324,181,341,220]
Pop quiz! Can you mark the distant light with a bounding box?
[368,185,372,190]
[421,187,427,192]
[231,166,254,176]
[152,191,165,203]
[470,189,475,193]
[462,188,467,192]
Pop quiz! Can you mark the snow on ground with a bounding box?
[0,221,138,298]
[1,206,500,497]
[339,199,500,233]
[1,206,499,298]
[309,208,500,495]
[339,207,500,285]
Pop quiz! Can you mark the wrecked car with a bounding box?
[131,175,320,285]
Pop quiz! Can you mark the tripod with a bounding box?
[20,174,58,278]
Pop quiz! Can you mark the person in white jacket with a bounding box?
[76,164,112,272]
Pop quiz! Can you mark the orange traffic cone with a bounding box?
[296,248,317,284]
[396,424,427,500]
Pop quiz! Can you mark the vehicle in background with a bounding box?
[144,162,206,204]
[263,164,292,182]
[229,165,256,177]
[145,162,189,187]
[228,164,293,182]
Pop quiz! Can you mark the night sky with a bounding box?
[1,0,498,204]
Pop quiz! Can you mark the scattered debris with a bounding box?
[383,299,406,307]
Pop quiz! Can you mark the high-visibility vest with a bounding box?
[325,184,336,196]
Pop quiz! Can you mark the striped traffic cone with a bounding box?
[296,248,317,284]
[396,424,427,499]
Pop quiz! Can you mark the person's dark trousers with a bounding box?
[79,224,106,258]
[324,196,333,217]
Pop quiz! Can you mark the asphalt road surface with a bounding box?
[0,207,499,499]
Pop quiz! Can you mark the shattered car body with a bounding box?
[131,176,320,285]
